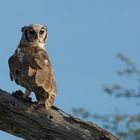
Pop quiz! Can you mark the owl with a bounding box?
[8,24,56,110]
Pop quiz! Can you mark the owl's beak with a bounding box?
[29,30,39,40]
[34,33,39,39]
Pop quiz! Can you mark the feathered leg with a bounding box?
[22,89,31,99]
[35,88,55,110]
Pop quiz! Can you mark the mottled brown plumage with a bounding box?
[8,24,56,109]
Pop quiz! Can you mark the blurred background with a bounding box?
[0,0,140,140]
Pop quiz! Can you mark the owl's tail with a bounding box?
[45,93,56,110]
[35,88,56,110]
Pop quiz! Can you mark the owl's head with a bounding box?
[20,24,48,48]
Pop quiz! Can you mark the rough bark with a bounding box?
[0,89,119,140]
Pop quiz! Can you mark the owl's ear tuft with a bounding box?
[21,26,28,32]
[43,25,47,30]
[43,26,48,42]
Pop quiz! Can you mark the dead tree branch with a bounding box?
[0,89,119,140]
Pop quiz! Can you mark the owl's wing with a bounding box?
[8,55,19,81]
[8,54,24,85]
[34,51,56,94]
[23,53,45,69]
[29,50,56,109]
[8,56,14,81]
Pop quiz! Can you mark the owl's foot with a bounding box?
[22,89,32,101]
[12,90,32,102]
[30,101,45,110]
[12,90,24,99]
[31,101,51,110]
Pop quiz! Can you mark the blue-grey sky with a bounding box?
[0,0,140,139]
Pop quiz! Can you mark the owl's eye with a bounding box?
[39,30,45,35]
[29,30,36,35]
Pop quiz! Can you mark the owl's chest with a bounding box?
[16,48,37,63]
[13,49,37,78]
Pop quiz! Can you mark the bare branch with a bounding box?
[0,89,119,140]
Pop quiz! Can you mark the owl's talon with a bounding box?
[12,90,24,99]
[12,90,32,102]
[31,101,45,110]
[22,95,32,102]
[37,101,45,107]
[21,89,32,102]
